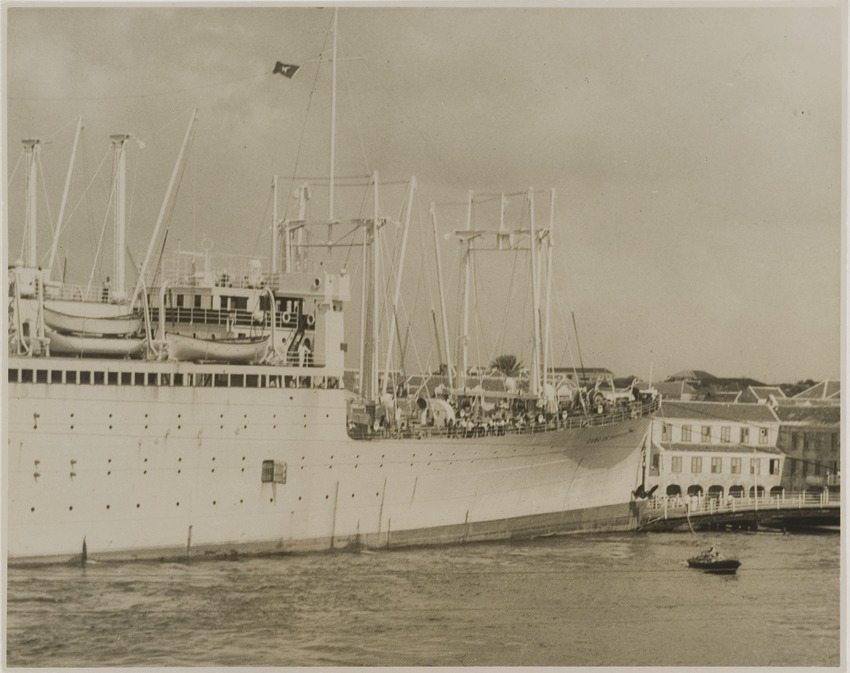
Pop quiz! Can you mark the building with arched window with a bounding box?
[645,400,784,498]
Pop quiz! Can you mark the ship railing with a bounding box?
[154,251,272,289]
[41,283,111,304]
[644,489,840,514]
[148,306,302,329]
[349,395,660,440]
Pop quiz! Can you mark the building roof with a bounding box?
[793,379,841,400]
[747,385,786,400]
[660,400,778,424]
[704,391,742,403]
[666,370,716,381]
[658,442,782,455]
[656,381,699,398]
[772,404,841,425]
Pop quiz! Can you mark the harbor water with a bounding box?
[5,530,840,667]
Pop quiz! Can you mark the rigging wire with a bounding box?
[7,149,24,188]
[280,15,333,224]
[339,40,371,175]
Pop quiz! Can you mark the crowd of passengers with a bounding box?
[350,381,657,439]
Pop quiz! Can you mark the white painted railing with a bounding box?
[645,490,840,515]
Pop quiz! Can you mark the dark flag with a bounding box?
[273,62,300,79]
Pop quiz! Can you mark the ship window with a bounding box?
[146,373,156,386]
[107,372,119,385]
[93,371,104,385]
[121,372,132,385]
[35,370,47,384]
[8,369,19,383]
[231,374,245,388]
[174,373,184,386]
[214,374,228,387]
[80,371,91,384]
[50,370,62,383]
[67,370,78,384]
[134,372,145,386]
[261,460,287,484]
[246,374,259,388]
[161,374,171,386]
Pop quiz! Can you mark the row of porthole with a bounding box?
[28,492,389,512]
[30,498,277,512]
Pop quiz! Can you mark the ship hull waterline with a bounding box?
[7,361,652,565]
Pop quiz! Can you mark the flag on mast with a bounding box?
[273,62,300,79]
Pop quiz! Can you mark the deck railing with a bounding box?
[645,490,840,515]
[348,396,661,440]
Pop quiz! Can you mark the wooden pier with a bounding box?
[637,490,840,532]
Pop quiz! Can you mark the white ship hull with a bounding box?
[6,357,652,564]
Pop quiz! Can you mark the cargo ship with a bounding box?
[4,12,658,565]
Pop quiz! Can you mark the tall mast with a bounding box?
[22,138,41,267]
[370,172,381,400]
[528,187,541,396]
[459,190,474,391]
[543,189,555,391]
[430,202,454,389]
[381,177,416,396]
[132,108,197,307]
[48,117,84,275]
[329,7,338,220]
[111,134,130,301]
[272,175,280,274]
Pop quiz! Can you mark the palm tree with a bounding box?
[489,354,523,378]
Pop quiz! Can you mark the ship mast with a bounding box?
[459,190,474,391]
[131,108,198,308]
[22,138,41,268]
[430,202,454,389]
[111,133,130,302]
[47,117,84,276]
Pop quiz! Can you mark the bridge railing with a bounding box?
[645,490,840,516]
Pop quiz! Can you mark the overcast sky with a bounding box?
[3,4,844,384]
